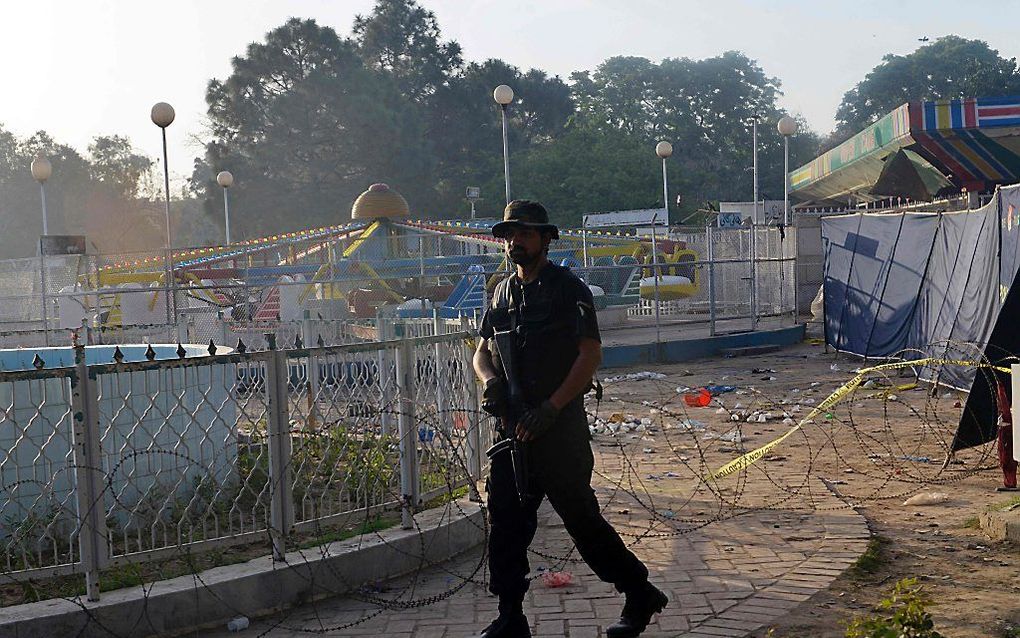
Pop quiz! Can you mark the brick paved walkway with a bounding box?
[208,439,870,638]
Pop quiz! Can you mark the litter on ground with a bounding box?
[602,371,666,382]
[541,571,573,588]
[903,492,949,506]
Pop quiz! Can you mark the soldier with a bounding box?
[472,200,667,638]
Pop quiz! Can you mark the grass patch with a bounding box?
[295,514,398,550]
[963,516,980,529]
[424,485,470,509]
[849,535,888,578]
[2,485,477,608]
[987,494,1020,512]
[1,543,260,606]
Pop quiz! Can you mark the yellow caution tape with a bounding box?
[708,358,1012,480]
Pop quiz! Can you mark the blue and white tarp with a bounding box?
[821,184,1020,450]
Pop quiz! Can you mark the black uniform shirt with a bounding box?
[479,262,600,413]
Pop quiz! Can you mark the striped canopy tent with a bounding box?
[790,96,1020,206]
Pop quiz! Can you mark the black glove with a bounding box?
[516,400,560,441]
[481,377,508,417]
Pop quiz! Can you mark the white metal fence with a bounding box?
[0,330,487,601]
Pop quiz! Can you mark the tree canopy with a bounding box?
[834,36,1020,138]
[0,125,215,259]
[194,0,814,236]
[14,2,1020,259]
[196,7,580,236]
[352,0,462,103]
[493,52,819,227]
[201,17,448,238]
[88,135,153,200]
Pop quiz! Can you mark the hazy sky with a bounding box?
[3,0,1019,183]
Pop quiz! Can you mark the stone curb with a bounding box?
[980,508,1020,541]
[600,324,805,368]
[2,501,485,638]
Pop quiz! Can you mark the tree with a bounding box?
[197,5,817,232]
[199,17,434,238]
[571,56,661,138]
[88,135,153,199]
[427,58,574,216]
[834,36,1020,137]
[0,126,167,258]
[0,124,40,255]
[568,52,818,220]
[352,0,462,103]
[505,124,662,228]
[14,131,94,246]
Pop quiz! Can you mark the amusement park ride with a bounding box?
[57,184,702,334]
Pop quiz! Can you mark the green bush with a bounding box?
[845,577,944,638]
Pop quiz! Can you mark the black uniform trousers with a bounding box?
[486,410,648,601]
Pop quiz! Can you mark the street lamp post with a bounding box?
[777,116,798,226]
[217,170,234,244]
[31,155,53,345]
[749,115,761,329]
[150,102,175,249]
[151,102,176,329]
[493,84,514,205]
[751,115,759,224]
[778,115,800,321]
[31,155,52,236]
[656,141,672,222]
[652,140,673,344]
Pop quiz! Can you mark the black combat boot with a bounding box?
[476,613,530,637]
[606,582,668,638]
[477,597,531,638]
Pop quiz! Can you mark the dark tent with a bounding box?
[871,149,953,202]
[821,184,1020,451]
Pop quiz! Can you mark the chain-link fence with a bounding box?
[607,226,796,335]
[0,331,485,601]
[0,225,796,349]
[0,366,80,577]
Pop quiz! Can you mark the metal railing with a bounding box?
[0,327,487,601]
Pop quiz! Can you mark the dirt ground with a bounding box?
[590,340,1020,638]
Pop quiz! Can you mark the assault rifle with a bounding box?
[484,325,529,504]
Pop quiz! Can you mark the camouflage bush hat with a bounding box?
[491,200,559,240]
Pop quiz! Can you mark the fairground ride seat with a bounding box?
[638,249,699,300]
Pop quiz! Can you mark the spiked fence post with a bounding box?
[70,342,108,600]
[265,338,293,560]
[707,224,717,337]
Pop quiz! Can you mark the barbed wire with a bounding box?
[0,339,1009,636]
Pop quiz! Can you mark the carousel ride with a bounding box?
[57,184,702,334]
